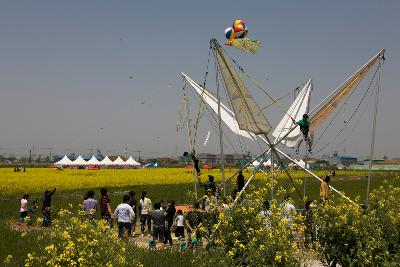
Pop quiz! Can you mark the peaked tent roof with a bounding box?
[100,156,113,165]
[125,156,141,166]
[112,156,126,165]
[72,155,89,166]
[87,155,101,165]
[54,155,73,166]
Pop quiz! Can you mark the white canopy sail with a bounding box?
[87,155,100,165]
[100,156,113,165]
[181,72,257,141]
[272,79,313,147]
[54,155,73,166]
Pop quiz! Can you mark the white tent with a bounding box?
[72,155,89,166]
[100,156,113,166]
[87,155,100,165]
[54,155,73,166]
[125,156,141,166]
[112,156,126,165]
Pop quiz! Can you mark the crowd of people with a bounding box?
[80,189,209,249]
[18,170,332,249]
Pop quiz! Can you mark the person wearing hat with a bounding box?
[295,114,313,154]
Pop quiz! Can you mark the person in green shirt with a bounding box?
[295,114,313,154]
[198,175,216,195]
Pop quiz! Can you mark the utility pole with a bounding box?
[48,147,54,162]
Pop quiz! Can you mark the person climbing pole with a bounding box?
[192,153,201,176]
[294,114,313,154]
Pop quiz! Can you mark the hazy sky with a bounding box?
[0,1,399,159]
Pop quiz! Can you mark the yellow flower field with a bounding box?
[0,167,380,197]
[0,168,243,197]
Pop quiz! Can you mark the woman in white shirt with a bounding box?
[139,191,152,236]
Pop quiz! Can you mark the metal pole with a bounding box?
[193,159,197,200]
[182,80,197,199]
[216,57,226,197]
[270,149,274,198]
[366,63,381,204]
[304,147,308,197]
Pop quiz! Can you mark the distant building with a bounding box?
[362,158,385,165]
[322,155,358,167]
[197,153,217,163]
[307,158,329,169]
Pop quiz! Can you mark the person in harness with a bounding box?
[295,114,313,154]
[191,153,201,176]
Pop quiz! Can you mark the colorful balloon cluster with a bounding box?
[225,19,248,41]
[224,19,261,54]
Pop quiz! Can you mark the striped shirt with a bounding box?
[100,195,111,217]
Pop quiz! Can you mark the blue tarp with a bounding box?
[145,162,160,167]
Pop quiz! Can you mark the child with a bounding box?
[19,194,29,221]
[175,209,185,239]
[179,239,187,251]
[114,195,135,238]
[83,191,97,219]
[27,201,38,226]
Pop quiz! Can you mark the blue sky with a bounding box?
[0,1,399,158]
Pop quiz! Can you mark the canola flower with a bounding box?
[23,206,142,267]
[0,167,372,197]
[3,255,12,264]
[195,175,309,266]
[313,177,400,266]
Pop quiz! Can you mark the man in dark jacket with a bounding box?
[42,188,56,226]
[127,191,137,234]
[237,170,245,192]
